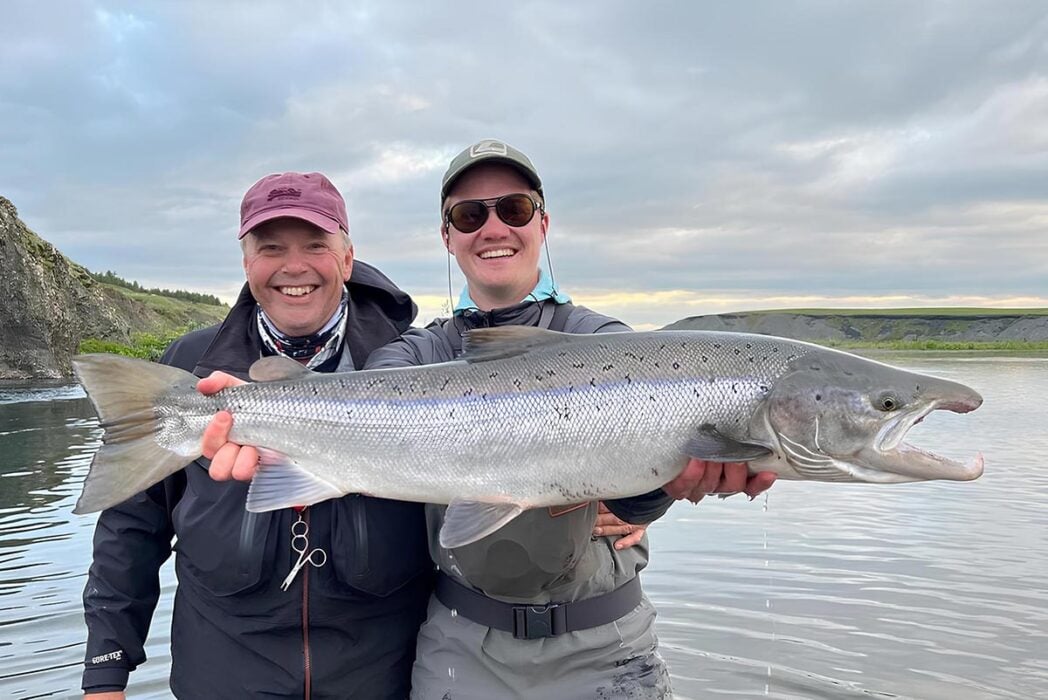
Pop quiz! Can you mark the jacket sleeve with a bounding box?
[81,342,191,693]
[568,306,675,524]
[363,327,453,369]
[82,476,182,692]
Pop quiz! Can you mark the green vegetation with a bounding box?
[825,339,1048,352]
[79,328,195,361]
[741,307,1048,317]
[91,270,224,306]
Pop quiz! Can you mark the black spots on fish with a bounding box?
[513,378,523,390]
[809,363,820,371]
[447,408,455,419]
[815,393,822,401]
[713,343,722,349]
[624,374,632,384]
[310,387,318,396]
[481,393,488,401]
[365,378,386,389]
[733,348,741,355]
[602,364,614,372]
[557,351,568,357]
[462,388,474,397]
[671,362,680,370]
[748,356,755,363]
[547,369,557,378]
[746,343,752,349]
[650,467,658,476]
[659,343,666,350]
[692,387,701,397]
[653,361,660,368]
[701,355,708,363]
[759,384,769,394]
[772,347,779,353]
[488,371,498,379]
[534,373,545,382]
[441,378,451,390]
[337,378,347,388]
[915,384,921,392]
[649,394,656,402]
[589,377,598,388]
[556,405,571,421]
[572,361,586,369]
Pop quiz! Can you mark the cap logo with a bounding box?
[470,140,508,158]
[267,187,302,201]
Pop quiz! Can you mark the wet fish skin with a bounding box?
[71,328,984,548]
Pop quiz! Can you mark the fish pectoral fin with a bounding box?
[249,356,316,382]
[685,425,772,462]
[245,449,343,512]
[439,500,525,549]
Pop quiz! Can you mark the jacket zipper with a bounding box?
[298,506,312,700]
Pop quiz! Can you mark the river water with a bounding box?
[0,355,1044,699]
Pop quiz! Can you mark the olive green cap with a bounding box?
[440,139,543,203]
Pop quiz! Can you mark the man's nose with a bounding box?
[280,249,309,273]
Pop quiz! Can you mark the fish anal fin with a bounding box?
[439,500,524,549]
[249,356,315,382]
[685,424,772,462]
[246,449,343,511]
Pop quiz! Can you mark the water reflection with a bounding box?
[0,357,1045,699]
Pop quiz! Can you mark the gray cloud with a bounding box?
[2,1,1047,325]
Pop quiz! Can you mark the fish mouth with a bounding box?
[865,394,985,482]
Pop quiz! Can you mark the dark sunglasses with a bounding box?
[444,193,543,234]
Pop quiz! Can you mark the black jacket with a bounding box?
[82,262,434,699]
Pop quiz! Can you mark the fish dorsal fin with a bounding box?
[461,326,576,363]
[245,448,344,511]
[685,424,772,462]
[439,500,525,548]
[249,356,315,382]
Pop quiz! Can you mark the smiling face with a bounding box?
[242,218,353,336]
[442,162,549,311]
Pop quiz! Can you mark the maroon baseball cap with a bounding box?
[238,172,349,239]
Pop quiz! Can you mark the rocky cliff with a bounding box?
[0,197,226,380]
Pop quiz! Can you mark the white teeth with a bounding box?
[479,249,515,259]
[279,286,316,297]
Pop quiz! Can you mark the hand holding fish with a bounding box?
[198,372,258,481]
[663,459,777,503]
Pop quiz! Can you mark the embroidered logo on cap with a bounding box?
[267,187,302,201]
[469,140,508,158]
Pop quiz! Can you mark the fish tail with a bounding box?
[72,353,201,514]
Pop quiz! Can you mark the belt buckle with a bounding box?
[512,603,563,640]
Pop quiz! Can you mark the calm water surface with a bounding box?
[0,355,1045,699]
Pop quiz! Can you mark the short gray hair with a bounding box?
[241,227,352,253]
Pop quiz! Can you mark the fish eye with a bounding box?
[875,393,901,412]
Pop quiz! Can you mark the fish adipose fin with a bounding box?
[71,354,202,514]
[249,356,316,382]
[685,424,772,462]
[461,326,579,363]
[246,448,344,511]
[439,500,525,549]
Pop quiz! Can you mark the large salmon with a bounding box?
[71,328,983,547]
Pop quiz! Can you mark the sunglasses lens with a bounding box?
[496,194,536,227]
[449,201,488,233]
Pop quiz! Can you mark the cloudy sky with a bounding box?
[3,1,1047,329]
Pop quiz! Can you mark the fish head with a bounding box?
[758,350,984,483]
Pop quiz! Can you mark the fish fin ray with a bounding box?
[439,500,525,548]
[71,354,200,514]
[685,424,772,462]
[461,327,578,363]
[249,356,316,382]
[246,450,344,511]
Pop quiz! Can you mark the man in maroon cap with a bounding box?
[81,173,432,699]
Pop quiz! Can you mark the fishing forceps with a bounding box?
[281,511,328,591]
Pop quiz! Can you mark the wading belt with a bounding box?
[434,571,642,640]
